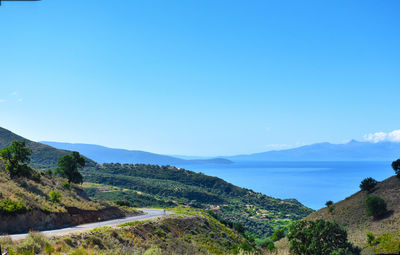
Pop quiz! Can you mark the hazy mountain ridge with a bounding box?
[228,140,400,161]
[0,127,96,169]
[41,141,233,165]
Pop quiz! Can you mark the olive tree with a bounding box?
[55,151,85,184]
[0,141,31,177]
[288,219,360,255]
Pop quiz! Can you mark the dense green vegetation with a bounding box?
[288,219,361,255]
[82,163,313,238]
[0,198,28,215]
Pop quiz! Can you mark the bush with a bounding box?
[17,232,49,254]
[271,228,285,242]
[0,198,28,215]
[32,171,41,182]
[45,169,53,176]
[144,247,162,255]
[288,220,360,255]
[326,201,333,207]
[367,232,375,245]
[233,222,245,234]
[62,181,71,190]
[256,238,275,251]
[366,196,387,218]
[360,177,378,192]
[116,200,131,207]
[48,190,61,204]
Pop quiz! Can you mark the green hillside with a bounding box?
[82,163,313,238]
[0,127,313,239]
[0,127,95,169]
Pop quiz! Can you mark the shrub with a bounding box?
[233,222,245,233]
[45,169,53,176]
[271,228,285,242]
[256,238,275,251]
[0,198,28,215]
[288,220,360,255]
[116,200,131,207]
[32,171,41,182]
[144,247,162,255]
[62,181,71,190]
[367,232,375,245]
[17,232,49,254]
[240,241,253,252]
[48,191,61,204]
[360,177,378,192]
[366,196,387,218]
[328,206,335,213]
[326,201,333,207]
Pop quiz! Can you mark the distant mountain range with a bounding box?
[41,141,233,165]
[227,140,400,161]
[2,126,399,168]
[0,127,96,169]
[42,139,400,164]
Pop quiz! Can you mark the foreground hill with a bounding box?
[0,169,131,234]
[0,127,95,169]
[83,163,313,238]
[229,140,400,161]
[41,141,232,165]
[306,175,400,247]
[0,209,256,255]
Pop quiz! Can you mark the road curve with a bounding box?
[6,208,172,240]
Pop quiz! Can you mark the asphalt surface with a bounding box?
[5,208,171,240]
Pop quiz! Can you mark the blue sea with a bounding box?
[177,161,393,210]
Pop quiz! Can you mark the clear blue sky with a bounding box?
[0,0,399,156]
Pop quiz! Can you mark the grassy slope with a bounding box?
[306,175,400,247]
[0,170,103,214]
[0,210,254,255]
[82,163,313,238]
[0,127,95,169]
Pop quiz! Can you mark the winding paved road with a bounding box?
[7,208,172,240]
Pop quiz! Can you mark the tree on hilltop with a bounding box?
[392,159,400,177]
[360,177,377,192]
[55,151,85,184]
[0,141,32,177]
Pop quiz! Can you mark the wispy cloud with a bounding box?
[11,91,17,96]
[17,98,23,102]
[0,99,6,103]
[363,129,400,143]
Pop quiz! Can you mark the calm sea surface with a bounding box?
[176,161,393,210]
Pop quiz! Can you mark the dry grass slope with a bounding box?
[306,175,400,246]
[0,171,103,214]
